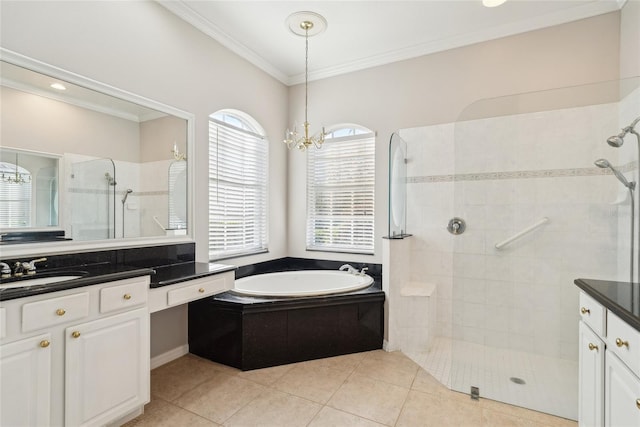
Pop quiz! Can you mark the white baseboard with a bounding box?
[150,344,189,369]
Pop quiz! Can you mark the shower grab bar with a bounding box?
[495,217,549,250]
[153,215,167,231]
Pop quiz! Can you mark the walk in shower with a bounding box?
[395,77,639,420]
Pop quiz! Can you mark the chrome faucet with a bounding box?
[24,258,47,275]
[0,262,11,279]
[359,267,369,276]
[339,264,358,275]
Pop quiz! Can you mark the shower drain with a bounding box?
[510,377,526,385]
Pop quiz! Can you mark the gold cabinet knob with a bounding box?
[56,308,66,316]
[123,293,132,300]
[71,331,81,339]
[588,343,599,351]
[616,338,629,348]
[198,288,205,293]
[39,340,50,348]
[580,307,590,315]
[636,398,640,410]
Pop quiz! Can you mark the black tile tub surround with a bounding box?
[189,257,384,370]
[575,278,640,332]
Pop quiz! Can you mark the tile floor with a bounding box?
[124,350,578,427]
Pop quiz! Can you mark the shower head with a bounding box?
[121,189,133,204]
[595,158,635,190]
[607,117,640,147]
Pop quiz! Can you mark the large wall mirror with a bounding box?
[0,50,193,253]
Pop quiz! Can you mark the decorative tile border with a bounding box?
[408,161,637,183]
[67,188,168,196]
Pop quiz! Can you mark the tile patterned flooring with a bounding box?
[124,350,578,427]
[405,338,578,420]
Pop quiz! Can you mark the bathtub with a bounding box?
[233,270,374,297]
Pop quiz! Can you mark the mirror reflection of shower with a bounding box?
[121,189,133,238]
[595,158,635,283]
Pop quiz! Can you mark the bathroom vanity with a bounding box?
[575,278,640,426]
[0,244,235,427]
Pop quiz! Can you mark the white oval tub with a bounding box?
[234,270,374,297]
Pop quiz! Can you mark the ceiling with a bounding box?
[158,0,626,86]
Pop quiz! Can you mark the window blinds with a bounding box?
[208,118,268,259]
[306,133,375,254]
[0,180,32,228]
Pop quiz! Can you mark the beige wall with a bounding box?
[620,0,640,80]
[287,12,622,264]
[0,0,289,266]
[140,115,187,163]
[1,87,141,162]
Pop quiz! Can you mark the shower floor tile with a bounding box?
[405,337,578,421]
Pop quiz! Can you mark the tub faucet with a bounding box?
[339,264,358,275]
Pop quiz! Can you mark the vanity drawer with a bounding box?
[607,312,640,377]
[579,291,606,336]
[167,276,227,307]
[22,292,89,333]
[100,278,149,313]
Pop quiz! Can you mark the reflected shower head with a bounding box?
[607,117,640,147]
[595,158,635,190]
[122,189,133,204]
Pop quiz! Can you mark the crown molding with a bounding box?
[158,0,623,87]
[157,0,289,85]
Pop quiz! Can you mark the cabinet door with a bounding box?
[605,350,640,427]
[579,321,605,427]
[0,333,52,427]
[65,307,149,427]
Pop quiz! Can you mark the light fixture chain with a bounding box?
[304,26,309,125]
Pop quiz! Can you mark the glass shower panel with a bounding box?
[69,158,116,240]
[450,78,639,420]
[388,132,408,238]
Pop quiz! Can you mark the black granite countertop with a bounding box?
[0,261,236,301]
[0,263,153,301]
[150,262,236,288]
[574,278,640,332]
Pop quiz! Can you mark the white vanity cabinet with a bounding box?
[579,321,604,426]
[578,290,640,427]
[0,332,52,426]
[0,276,150,427]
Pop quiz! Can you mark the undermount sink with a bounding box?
[0,272,88,289]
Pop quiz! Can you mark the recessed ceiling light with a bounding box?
[483,0,508,7]
[50,82,66,91]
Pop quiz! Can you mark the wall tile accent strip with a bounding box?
[408,161,637,183]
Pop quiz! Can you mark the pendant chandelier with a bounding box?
[284,12,327,150]
[1,153,31,185]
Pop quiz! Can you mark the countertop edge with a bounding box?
[574,278,640,332]
[0,268,154,301]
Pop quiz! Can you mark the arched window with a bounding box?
[208,110,268,259]
[0,161,32,227]
[306,124,375,254]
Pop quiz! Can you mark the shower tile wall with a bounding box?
[400,101,623,361]
[139,159,171,237]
